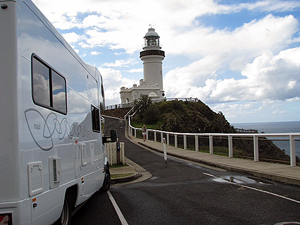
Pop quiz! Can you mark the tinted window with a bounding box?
[52,70,67,113]
[32,58,51,107]
[91,105,100,132]
[32,55,67,114]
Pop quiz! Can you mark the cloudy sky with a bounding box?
[32,0,300,124]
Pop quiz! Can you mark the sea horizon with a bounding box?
[232,121,300,134]
[232,121,300,157]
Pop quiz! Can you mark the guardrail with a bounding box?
[105,98,199,110]
[128,116,300,167]
[105,102,134,110]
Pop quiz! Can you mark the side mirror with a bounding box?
[102,130,118,143]
[110,129,118,142]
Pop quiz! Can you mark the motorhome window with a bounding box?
[91,105,100,132]
[100,83,105,112]
[32,55,67,115]
[52,71,67,114]
[32,58,51,108]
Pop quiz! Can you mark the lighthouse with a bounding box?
[140,27,165,97]
[120,27,165,105]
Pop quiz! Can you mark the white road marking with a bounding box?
[233,183,300,204]
[203,173,300,204]
[107,191,129,225]
[203,172,218,178]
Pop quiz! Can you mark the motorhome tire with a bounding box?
[55,195,72,225]
[100,169,111,192]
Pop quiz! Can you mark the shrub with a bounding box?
[144,105,160,124]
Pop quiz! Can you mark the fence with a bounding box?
[128,116,300,167]
[105,98,199,110]
[105,142,125,166]
[105,102,134,110]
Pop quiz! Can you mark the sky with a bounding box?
[31,0,300,124]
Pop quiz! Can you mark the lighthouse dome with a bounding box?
[144,27,160,38]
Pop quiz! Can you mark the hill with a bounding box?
[131,98,291,163]
[102,107,131,119]
[134,99,235,133]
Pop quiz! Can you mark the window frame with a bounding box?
[31,54,67,115]
[91,105,100,133]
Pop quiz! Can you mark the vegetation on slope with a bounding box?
[132,95,290,163]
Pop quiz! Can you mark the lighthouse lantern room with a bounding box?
[143,28,161,49]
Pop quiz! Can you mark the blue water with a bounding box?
[232,121,300,158]
[232,121,300,134]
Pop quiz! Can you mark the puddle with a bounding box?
[213,175,271,185]
[274,222,300,225]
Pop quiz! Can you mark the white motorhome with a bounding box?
[0,0,111,224]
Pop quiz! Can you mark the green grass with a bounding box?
[111,173,134,179]
[131,120,163,130]
[110,164,129,168]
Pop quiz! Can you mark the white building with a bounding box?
[120,27,165,104]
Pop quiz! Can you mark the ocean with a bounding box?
[232,121,300,158]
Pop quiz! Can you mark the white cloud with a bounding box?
[165,47,300,103]
[32,0,298,54]
[100,67,138,105]
[127,68,143,73]
[164,13,300,103]
[272,109,287,115]
[91,51,101,56]
[31,0,300,122]
[102,58,138,67]
[62,32,82,43]
[211,100,295,123]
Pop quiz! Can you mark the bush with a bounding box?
[144,105,160,124]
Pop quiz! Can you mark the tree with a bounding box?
[133,95,152,118]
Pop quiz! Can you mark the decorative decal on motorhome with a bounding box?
[25,108,89,151]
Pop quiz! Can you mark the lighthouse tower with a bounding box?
[140,27,165,97]
[120,27,165,105]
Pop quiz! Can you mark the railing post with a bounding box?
[167,133,169,146]
[154,131,157,142]
[146,130,148,141]
[134,128,137,138]
[184,135,187,150]
[163,138,167,163]
[209,135,213,154]
[228,135,233,158]
[161,132,163,143]
[175,134,178,148]
[253,135,259,162]
[195,135,199,152]
[128,116,131,136]
[290,135,296,166]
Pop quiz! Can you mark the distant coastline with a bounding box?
[232,121,300,134]
[232,121,300,157]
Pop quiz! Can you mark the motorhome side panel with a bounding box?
[19,2,105,225]
[1,0,106,224]
[0,1,33,224]
[0,0,22,203]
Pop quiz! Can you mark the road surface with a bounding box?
[72,117,300,225]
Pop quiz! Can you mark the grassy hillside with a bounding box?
[132,98,291,163]
[132,99,236,133]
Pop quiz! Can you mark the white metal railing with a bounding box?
[105,98,199,111]
[128,116,300,167]
[105,102,134,110]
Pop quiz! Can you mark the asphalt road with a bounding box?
[72,117,300,225]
